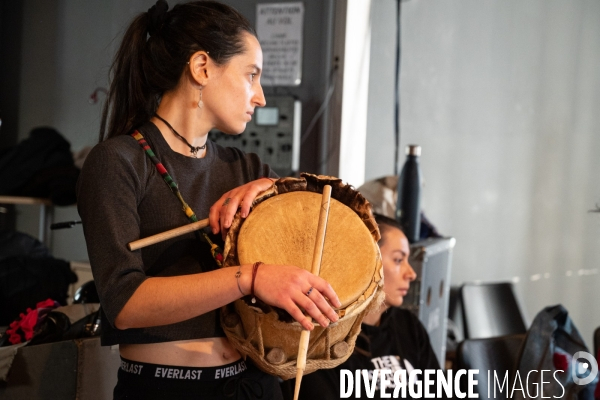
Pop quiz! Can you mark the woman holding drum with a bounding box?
[77,1,340,398]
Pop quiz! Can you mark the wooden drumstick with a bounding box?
[294,184,332,400]
[127,218,210,251]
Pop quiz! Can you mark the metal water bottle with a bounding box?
[396,145,422,243]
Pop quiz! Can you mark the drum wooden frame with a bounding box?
[221,173,384,379]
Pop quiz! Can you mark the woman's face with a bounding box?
[203,32,266,134]
[379,227,417,307]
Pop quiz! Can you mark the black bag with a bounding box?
[0,126,79,205]
[0,230,77,325]
[513,305,598,399]
[27,308,101,346]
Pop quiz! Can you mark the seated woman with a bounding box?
[283,214,445,399]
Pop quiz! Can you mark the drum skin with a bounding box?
[237,191,377,310]
[221,173,383,379]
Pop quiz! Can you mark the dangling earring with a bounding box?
[197,89,203,109]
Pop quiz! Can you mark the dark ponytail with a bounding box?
[100,1,256,142]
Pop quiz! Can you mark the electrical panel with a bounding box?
[208,96,301,177]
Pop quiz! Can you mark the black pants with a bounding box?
[113,357,283,400]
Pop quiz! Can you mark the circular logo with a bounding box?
[572,351,598,385]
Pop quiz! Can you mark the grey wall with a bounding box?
[366,0,600,345]
[14,0,334,262]
[16,0,158,262]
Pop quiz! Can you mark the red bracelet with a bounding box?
[251,261,263,304]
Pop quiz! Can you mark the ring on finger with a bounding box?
[305,287,313,296]
[223,197,232,207]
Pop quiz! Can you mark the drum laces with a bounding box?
[223,375,264,399]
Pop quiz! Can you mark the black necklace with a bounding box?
[155,113,206,157]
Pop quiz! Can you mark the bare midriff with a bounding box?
[119,337,241,367]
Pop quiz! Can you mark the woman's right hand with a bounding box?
[245,264,341,331]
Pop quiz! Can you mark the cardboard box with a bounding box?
[0,337,119,400]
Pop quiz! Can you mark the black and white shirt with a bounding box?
[282,307,447,399]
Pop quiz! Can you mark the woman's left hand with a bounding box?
[209,177,275,239]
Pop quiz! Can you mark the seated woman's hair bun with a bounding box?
[147,0,169,37]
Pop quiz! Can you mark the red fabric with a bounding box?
[5,298,60,344]
[20,308,39,341]
[36,298,57,309]
[553,351,569,371]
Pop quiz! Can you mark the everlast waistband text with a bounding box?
[215,361,247,379]
[154,367,203,380]
[120,360,144,375]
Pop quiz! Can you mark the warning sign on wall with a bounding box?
[256,2,304,86]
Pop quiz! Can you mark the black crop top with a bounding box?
[77,121,275,345]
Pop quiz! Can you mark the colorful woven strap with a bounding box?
[131,130,223,266]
